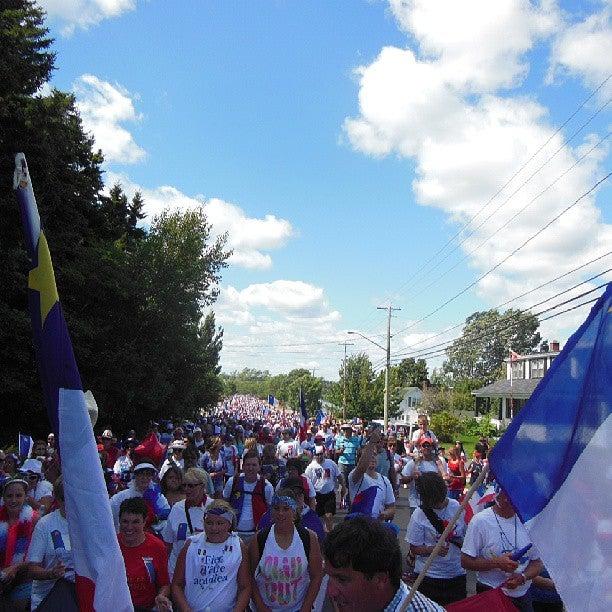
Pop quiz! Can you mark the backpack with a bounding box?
[256,524,311,563]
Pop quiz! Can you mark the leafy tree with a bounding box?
[395,357,428,388]
[429,411,463,443]
[329,353,382,421]
[0,3,230,436]
[443,308,540,383]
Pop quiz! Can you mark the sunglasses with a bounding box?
[27,474,39,480]
[184,482,202,488]
[421,443,432,448]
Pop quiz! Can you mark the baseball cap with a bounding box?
[21,458,43,475]
[101,429,113,439]
[170,440,186,450]
[283,476,306,493]
[418,436,434,446]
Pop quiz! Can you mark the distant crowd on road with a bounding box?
[0,394,563,611]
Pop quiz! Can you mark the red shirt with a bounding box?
[119,532,169,609]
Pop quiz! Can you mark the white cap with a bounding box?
[169,440,187,450]
[21,458,43,475]
[101,429,113,439]
[133,462,157,472]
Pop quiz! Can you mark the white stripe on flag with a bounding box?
[59,388,133,611]
[525,413,611,612]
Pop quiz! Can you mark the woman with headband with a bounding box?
[172,499,250,612]
[249,488,323,612]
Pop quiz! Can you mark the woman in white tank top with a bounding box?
[171,500,250,611]
[249,489,323,612]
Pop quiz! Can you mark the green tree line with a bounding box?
[0,1,229,437]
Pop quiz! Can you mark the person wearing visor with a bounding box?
[111,462,170,532]
[172,500,250,612]
[250,489,323,612]
[19,459,53,516]
[159,440,186,480]
[162,468,213,579]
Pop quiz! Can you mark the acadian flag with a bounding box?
[268,394,275,406]
[13,154,133,611]
[18,433,34,459]
[299,387,308,442]
[489,282,612,612]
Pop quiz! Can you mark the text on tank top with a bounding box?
[255,524,310,610]
[185,532,242,612]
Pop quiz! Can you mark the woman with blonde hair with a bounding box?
[172,499,250,612]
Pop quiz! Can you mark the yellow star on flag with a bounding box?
[28,232,59,325]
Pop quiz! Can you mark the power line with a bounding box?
[355,73,612,334]
[392,259,612,354]
[401,128,611,306]
[392,171,612,336]
[388,283,609,364]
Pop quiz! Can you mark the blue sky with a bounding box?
[40,0,612,379]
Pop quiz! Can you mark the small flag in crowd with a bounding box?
[18,433,34,459]
[299,388,308,442]
[268,394,275,406]
[315,406,324,426]
[13,154,132,612]
[489,282,612,612]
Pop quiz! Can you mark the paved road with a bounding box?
[333,485,477,595]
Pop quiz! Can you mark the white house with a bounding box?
[392,386,423,427]
[472,342,561,429]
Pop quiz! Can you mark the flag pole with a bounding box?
[399,464,490,612]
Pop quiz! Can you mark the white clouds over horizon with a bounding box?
[344,0,612,322]
[40,0,136,34]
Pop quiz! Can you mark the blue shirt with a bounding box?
[336,435,361,465]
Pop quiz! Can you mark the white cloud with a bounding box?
[548,3,612,95]
[388,0,559,91]
[40,0,136,35]
[344,0,612,324]
[74,74,145,164]
[105,173,295,270]
[215,282,347,378]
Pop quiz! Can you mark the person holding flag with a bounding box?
[348,430,395,521]
[13,154,132,610]
[461,488,543,610]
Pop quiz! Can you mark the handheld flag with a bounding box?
[268,394,275,406]
[18,433,34,459]
[489,283,612,612]
[299,387,308,442]
[13,154,133,611]
[134,432,167,466]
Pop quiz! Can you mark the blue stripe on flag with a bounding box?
[489,282,612,522]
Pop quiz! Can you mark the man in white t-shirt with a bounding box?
[305,445,340,532]
[410,415,439,447]
[348,432,395,521]
[276,429,300,465]
[223,451,274,539]
[27,478,75,609]
[461,489,543,606]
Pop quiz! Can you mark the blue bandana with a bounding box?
[271,495,297,511]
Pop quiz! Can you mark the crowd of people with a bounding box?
[0,394,563,611]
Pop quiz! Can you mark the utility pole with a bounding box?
[339,341,354,421]
[377,305,401,431]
